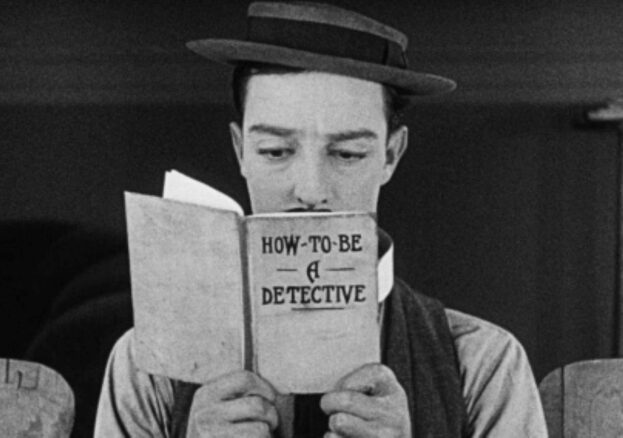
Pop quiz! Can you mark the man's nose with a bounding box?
[293,158,329,209]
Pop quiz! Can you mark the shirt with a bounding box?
[94,234,547,437]
[94,308,547,437]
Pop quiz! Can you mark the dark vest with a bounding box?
[170,278,467,437]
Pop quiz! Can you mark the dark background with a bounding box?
[2,0,623,432]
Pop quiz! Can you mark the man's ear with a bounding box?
[229,122,247,178]
[382,125,408,185]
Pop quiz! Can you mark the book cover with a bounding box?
[247,213,379,393]
[126,170,380,393]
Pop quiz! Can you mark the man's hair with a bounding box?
[231,63,409,136]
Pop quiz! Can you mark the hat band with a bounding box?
[247,17,407,69]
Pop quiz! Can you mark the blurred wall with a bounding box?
[3,0,623,383]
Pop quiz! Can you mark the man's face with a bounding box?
[230,71,407,214]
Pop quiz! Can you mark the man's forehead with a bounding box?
[243,71,387,132]
[245,70,385,98]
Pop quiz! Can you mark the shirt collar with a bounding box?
[378,229,394,303]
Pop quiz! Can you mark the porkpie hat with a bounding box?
[186,2,456,96]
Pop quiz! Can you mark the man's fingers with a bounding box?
[191,395,279,431]
[320,390,379,420]
[320,365,411,438]
[328,412,375,438]
[187,372,280,436]
[334,363,399,395]
[223,396,279,430]
[202,421,272,437]
[232,421,272,437]
[196,370,277,403]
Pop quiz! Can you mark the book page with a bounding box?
[163,169,243,215]
[126,192,245,382]
[245,213,380,393]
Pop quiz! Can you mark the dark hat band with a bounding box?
[247,17,408,69]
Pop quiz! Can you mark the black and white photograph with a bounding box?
[2,1,623,436]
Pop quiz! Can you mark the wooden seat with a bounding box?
[0,358,74,437]
[539,359,623,437]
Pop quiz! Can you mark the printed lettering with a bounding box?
[308,235,332,253]
[323,285,335,303]
[261,235,301,255]
[351,234,362,251]
[338,234,351,251]
[283,235,301,255]
[300,286,311,304]
[274,286,285,304]
[306,260,320,283]
[260,284,368,307]
[354,284,366,302]
[311,287,322,303]
[337,234,363,252]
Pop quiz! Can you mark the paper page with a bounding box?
[126,192,245,382]
[163,169,243,216]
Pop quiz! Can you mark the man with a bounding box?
[95,2,547,437]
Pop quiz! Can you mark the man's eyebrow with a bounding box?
[248,124,297,137]
[247,125,378,142]
[327,129,378,143]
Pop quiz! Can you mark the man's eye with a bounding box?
[258,148,293,160]
[332,150,366,162]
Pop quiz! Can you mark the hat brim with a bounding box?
[186,39,456,97]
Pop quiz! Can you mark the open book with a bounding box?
[125,170,380,393]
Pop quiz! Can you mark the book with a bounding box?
[125,170,380,393]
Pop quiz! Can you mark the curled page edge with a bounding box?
[163,170,244,216]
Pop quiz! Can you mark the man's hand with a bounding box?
[186,370,279,438]
[320,364,411,438]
